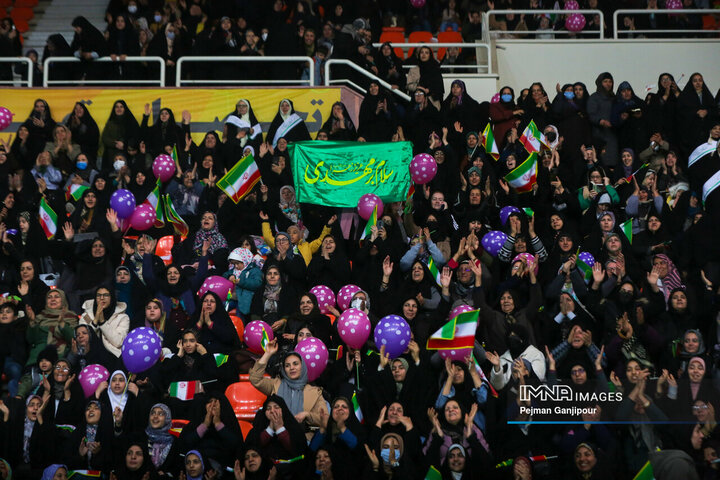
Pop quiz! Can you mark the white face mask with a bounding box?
[351,298,366,310]
[128,5,137,13]
[113,160,126,171]
[261,32,268,41]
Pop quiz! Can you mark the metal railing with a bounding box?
[43,56,165,87]
[487,9,606,39]
[324,59,412,101]
[176,56,314,86]
[371,42,492,74]
[0,58,32,87]
[613,9,720,39]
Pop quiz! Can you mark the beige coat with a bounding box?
[249,359,326,428]
[80,300,130,358]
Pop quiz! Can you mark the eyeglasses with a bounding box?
[571,368,585,376]
[54,366,69,372]
[693,405,709,411]
[276,238,289,244]
[96,292,111,298]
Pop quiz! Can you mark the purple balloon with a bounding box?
[357,193,384,220]
[409,153,437,185]
[374,315,411,359]
[337,284,361,311]
[481,230,508,257]
[565,13,586,32]
[110,189,136,219]
[153,154,176,182]
[500,206,521,226]
[295,337,329,381]
[121,327,162,373]
[310,285,336,315]
[337,308,371,349]
[130,203,156,231]
[78,364,110,398]
[449,304,474,321]
[198,275,234,300]
[244,320,274,354]
[578,251,595,267]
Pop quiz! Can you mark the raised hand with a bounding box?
[545,345,556,370]
[440,266,452,289]
[382,255,393,278]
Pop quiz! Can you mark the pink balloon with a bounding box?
[337,308,371,349]
[409,153,438,184]
[244,320,274,354]
[449,304,474,320]
[439,347,474,362]
[153,154,176,182]
[666,0,682,8]
[295,337,329,381]
[336,284,361,311]
[130,203,156,231]
[410,0,425,7]
[357,193,384,220]
[310,285,336,315]
[0,107,13,131]
[198,275,234,299]
[78,364,110,398]
[491,93,501,104]
[565,13,586,32]
[512,252,539,275]
[564,0,579,9]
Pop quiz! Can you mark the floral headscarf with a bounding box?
[146,403,173,469]
[279,185,300,223]
[193,212,228,254]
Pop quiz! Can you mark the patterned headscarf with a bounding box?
[145,403,173,468]
[193,212,228,254]
[653,254,684,302]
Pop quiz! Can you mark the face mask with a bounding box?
[350,298,366,311]
[76,160,88,170]
[564,91,575,99]
[113,160,125,171]
[166,31,175,40]
[128,5,137,13]
[261,32,268,41]
[154,14,162,23]
[545,131,557,142]
[381,449,400,466]
[501,94,512,103]
[38,165,47,173]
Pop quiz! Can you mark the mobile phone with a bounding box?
[377,219,385,229]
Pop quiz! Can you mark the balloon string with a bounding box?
[356,359,360,391]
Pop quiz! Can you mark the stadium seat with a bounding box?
[225,382,267,421]
[238,420,253,439]
[0,0,10,8]
[10,6,32,20]
[437,30,464,60]
[155,235,174,265]
[12,17,27,32]
[14,0,38,7]
[378,31,406,59]
[407,31,433,57]
[230,314,244,341]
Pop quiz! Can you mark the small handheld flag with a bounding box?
[504,153,538,193]
[482,123,499,160]
[426,310,479,351]
[39,198,58,239]
[217,154,262,204]
[620,219,633,244]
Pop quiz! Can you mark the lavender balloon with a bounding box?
[357,193,384,220]
[337,308,371,349]
[121,327,162,373]
[110,189,136,219]
[481,230,508,257]
[374,315,412,359]
[499,206,521,226]
[244,320,274,354]
[409,153,437,184]
[337,284,361,311]
[578,251,595,267]
[295,337,329,381]
[310,285,336,315]
[78,364,110,398]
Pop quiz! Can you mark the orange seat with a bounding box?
[225,382,267,421]
[237,419,253,439]
[10,6,32,20]
[407,31,433,57]
[12,17,27,32]
[437,31,463,60]
[230,315,244,341]
[0,0,10,7]
[155,235,174,265]
[378,31,406,59]
[14,0,38,6]
[382,26,405,34]
[327,314,336,325]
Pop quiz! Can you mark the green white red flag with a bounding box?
[519,120,548,153]
[426,309,479,351]
[65,184,88,202]
[169,380,200,401]
[504,153,538,193]
[217,154,261,204]
[39,197,57,239]
[482,123,499,160]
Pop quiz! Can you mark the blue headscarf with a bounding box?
[41,464,66,480]
[185,450,205,480]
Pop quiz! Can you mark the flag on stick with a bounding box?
[39,198,57,239]
[504,153,538,193]
[216,154,261,204]
[360,205,378,240]
[519,120,548,153]
[482,123,499,160]
[620,219,633,244]
[426,310,480,351]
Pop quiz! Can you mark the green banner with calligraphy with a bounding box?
[288,140,413,207]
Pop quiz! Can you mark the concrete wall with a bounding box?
[495,39,720,97]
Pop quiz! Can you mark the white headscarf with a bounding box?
[108,370,129,412]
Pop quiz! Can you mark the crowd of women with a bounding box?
[1,66,720,480]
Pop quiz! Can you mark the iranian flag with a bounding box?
[163,194,189,240]
[504,153,538,193]
[424,466,442,480]
[360,204,378,240]
[65,184,89,202]
[217,154,261,204]
[144,179,165,227]
[351,391,364,424]
[482,123,499,160]
[426,257,442,286]
[214,353,229,367]
[620,219,633,244]
[519,120,548,153]
[261,327,270,352]
[632,461,654,480]
[39,198,57,239]
[68,471,102,479]
[169,380,200,401]
[426,309,479,351]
